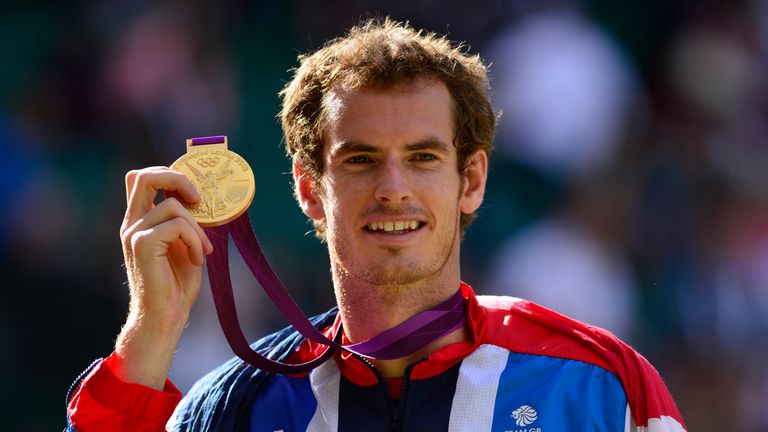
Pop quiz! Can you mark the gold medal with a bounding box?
[170,136,255,227]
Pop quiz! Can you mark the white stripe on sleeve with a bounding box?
[448,345,510,432]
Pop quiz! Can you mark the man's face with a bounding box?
[296,79,486,286]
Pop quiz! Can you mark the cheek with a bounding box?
[324,193,353,231]
[438,176,464,207]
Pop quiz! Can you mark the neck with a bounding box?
[332,267,466,378]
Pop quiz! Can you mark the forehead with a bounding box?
[322,79,455,147]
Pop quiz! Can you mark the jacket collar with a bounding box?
[288,282,486,386]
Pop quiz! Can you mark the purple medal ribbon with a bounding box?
[194,136,467,374]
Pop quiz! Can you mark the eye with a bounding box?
[346,155,373,164]
[411,153,438,162]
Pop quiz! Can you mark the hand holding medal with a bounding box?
[171,135,466,374]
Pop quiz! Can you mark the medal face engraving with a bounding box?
[170,138,255,227]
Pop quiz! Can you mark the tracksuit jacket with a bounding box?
[66,283,687,431]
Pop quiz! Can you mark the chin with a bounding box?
[353,259,436,285]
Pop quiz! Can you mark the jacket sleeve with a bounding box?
[66,352,182,432]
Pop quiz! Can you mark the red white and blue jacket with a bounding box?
[66,283,686,431]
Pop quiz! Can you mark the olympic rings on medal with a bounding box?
[196,157,220,168]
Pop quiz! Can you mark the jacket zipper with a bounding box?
[354,354,427,431]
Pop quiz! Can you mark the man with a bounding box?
[66,18,686,431]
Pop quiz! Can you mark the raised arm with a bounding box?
[66,167,215,432]
[115,166,213,389]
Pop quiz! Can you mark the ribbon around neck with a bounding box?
[203,213,467,374]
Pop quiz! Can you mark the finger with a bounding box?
[125,170,137,204]
[128,197,213,255]
[125,166,174,204]
[173,217,206,266]
[125,168,201,229]
[134,216,205,266]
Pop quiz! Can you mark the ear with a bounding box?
[459,150,488,214]
[293,162,325,221]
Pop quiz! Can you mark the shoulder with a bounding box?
[169,307,339,432]
[475,295,685,430]
[478,294,634,369]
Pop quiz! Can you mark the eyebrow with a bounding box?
[329,137,452,158]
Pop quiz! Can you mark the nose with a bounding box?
[374,159,411,203]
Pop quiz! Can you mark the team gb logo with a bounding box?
[512,405,538,427]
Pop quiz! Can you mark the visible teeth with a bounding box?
[367,220,420,232]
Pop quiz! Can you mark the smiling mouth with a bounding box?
[365,220,424,233]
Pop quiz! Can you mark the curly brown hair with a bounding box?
[280,17,497,238]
